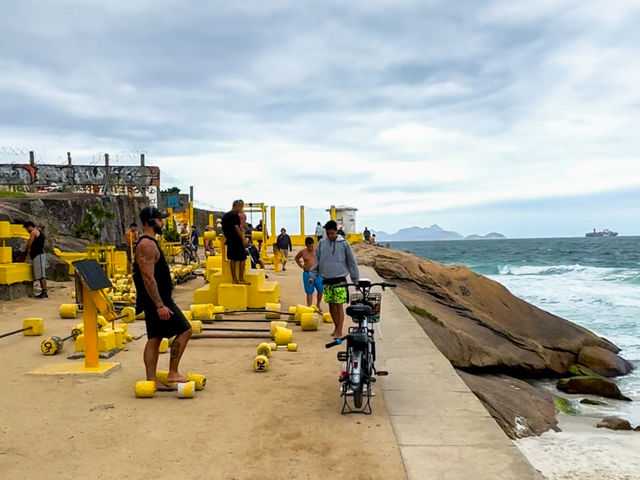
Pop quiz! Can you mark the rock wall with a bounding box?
[0,192,148,251]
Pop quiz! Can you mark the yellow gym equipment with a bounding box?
[0,221,33,285]
[29,259,120,376]
[193,234,279,310]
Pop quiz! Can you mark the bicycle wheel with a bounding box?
[353,377,364,408]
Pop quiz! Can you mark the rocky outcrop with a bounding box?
[578,346,633,377]
[556,377,631,401]
[456,371,559,439]
[596,417,633,431]
[353,244,629,377]
[353,243,634,439]
[0,193,147,251]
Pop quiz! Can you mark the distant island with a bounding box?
[372,225,506,242]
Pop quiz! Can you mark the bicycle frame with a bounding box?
[326,279,395,415]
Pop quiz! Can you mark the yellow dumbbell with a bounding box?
[134,380,196,398]
[253,354,269,372]
[273,326,293,346]
[156,371,207,391]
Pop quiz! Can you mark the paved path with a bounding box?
[361,266,545,480]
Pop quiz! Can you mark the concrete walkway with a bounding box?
[361,266,545,480]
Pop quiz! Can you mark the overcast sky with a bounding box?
[2,1,639,237]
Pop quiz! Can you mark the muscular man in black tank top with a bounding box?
[134,207,192,389]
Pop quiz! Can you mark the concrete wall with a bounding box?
[0,163,160,206]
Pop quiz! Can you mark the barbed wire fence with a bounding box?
[0,147,148,165]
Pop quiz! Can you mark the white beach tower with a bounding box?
[326,205,358,234]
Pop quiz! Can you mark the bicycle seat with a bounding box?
[346,304,372,318]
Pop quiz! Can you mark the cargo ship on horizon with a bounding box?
[585,228,618,237]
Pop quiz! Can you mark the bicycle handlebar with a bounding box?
[325,336,347,349]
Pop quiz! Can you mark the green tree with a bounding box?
[74,205,116,243]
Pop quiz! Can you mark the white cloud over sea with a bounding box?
[1,0,639,237]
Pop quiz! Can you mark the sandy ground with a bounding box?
[517,414,640,480]
[0,257,406,480]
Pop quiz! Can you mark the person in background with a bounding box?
[255,219,266,250]
[308,220,359,339]
[23,221,48,298]
[295,236,323,311]
[363,227,371,243]
[369,234,376,245]
[276,227,293,271]
[125,223,139,270]
[133,206,192,388]
[191,225,199,252]
[221,200,249,284]
[204,225,215,256]
[315,221,324,241]
[337,225,346,238]
[245,237,264,269]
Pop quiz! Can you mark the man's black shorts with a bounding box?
[226,239,247,261]
[144,300,191,340]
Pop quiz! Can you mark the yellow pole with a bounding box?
[270,206,276,238]
[167,208,174,230]
[299,206,305,236]
[330,205,336,221]
[208,213,213,227]
[83,285,99,368]
[189,201,194,227]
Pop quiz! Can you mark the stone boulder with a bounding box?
[456,371,559,439]
[45,254,71,282]
[596,417,633,431]
[578,346,633,377]
[353,243,630,377]
[556,377,631,401]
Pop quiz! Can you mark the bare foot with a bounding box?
[331,331,342,339]
[167,372,189,383]
[155,382,176,392]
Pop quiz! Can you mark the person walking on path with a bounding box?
[295,236,323,311]
[133,206,192,389]
[363,227,371,243]
[315,221,324,241]
[276,227,293,271]
[23,221,48,298]
[308,220,359,338]
[221,200,249,284]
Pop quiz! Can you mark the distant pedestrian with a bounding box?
[337,226,346,238]
[125,223,139,267]
[315,221,324,241]
[23,221,48,298]
[191,225,199,251]
[276,228,293,271]
[309,220,359,339]
[204,225,215,256]
[295,237,323,310]
[369,234,376,245]
[363,227,371,243]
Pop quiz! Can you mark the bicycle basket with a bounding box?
[349,293,381,323]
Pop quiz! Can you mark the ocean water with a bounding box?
[390,237,640,422]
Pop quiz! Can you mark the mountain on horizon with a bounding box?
[372,225,506,241]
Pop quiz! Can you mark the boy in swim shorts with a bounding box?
[295,237,323,310]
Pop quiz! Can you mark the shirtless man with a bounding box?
[124,223,139,269]
[133,206,192,389]
[295,237,323,310]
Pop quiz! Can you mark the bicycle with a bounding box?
[181,242,200,265]
[325,278,396,414]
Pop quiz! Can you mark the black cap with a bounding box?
[140,206,169,223]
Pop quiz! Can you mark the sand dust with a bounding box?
[0,260,406,480]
